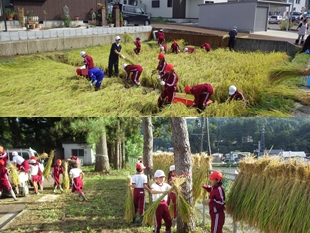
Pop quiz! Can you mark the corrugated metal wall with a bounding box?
[14,0,101,20]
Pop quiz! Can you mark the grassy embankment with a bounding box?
[0,39,309,117]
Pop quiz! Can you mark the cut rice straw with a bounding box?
[42,150,54,180]
[268,63,306,83]
[62,161,70,191]
[36,152,49,161]
[125,175,135,223]
[7,163,20,186]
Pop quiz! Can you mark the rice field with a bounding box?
[0,39,308,117]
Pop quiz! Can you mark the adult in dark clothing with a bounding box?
[228,26,238,51]
[108,36,125,77]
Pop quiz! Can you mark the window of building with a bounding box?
[152,0,160,8]
[296,0,300,4]
[71,149,84,157]
[167,0,172,7]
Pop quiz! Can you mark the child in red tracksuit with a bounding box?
[184,84,213,113]
[167,165,177,226]
[157,29,165,45]
[52,159,64,193]
[202,171,226,233]
[159,44,167,54]
[29,159,41,195]
[29,156,44,190]
[183,47,196,54]
[123,64,143,86]
[12,151,30,173]
[128,163,150,225]
[201,42,211,52]
[0,145,8,167]
[134,37,141,55]
[158,63,178,109]
[170,41,180,54]
[69,162,87,201]
[152,53,167,79]
[150,170,172,233]
[0,160,17,200]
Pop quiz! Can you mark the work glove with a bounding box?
[121,55,125,59]
[160,81,165,86]
[93,80,97,84]
[89,82,93,87]
[80,65,86,69]
[157,75,161,79]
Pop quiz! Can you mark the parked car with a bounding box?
[107,3,150,26]
[269,15,284,24]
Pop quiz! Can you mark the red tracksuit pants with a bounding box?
[129,69,143,85]
[158,88,176,107]
[72,177,83,194]
[134,47,141,54]
[167,192,176,218]
[0,175,12,191]
[133,188,145,215]
[154,201,172,233]
[196,92,212,110]
[211,212,225,233]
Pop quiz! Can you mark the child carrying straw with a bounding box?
[202,171,226,233]
[150,169,172,233]
[52,159,64,194]
[0,160,17,201]
[128,163,150,225]
[167,165,177,226]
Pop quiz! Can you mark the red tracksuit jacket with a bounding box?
[84,55,94,69]
[229,91,246,101]
[163,72,178,91]
[203,184,226,215]
[135,40,141,49]
[191,84,213,106]
[157,60,167,77]
[201,43,211,52]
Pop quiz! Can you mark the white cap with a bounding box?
[154,169,165,178]
[80,51,86,57]
[123,64,128,69]
[234,26,237,29]
[12,151,18,156]
[169,165,175,171]
[229,85,237,95]
[184,48,188,52]
[160,46,164,51]
[29,159,36,164]
[115,36,121,41]
[138,156,142,159]
[159,29,163,32]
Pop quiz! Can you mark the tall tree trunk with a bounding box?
[122,140,126,169]
[170,117,196,233]
[142,117,154,203]
[114,118,121,170]
[95,131,110,173]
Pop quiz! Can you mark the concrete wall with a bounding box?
[0,26,152,56]
[186,0,204,19]
[153,31,298,57]
[198,2,257,33]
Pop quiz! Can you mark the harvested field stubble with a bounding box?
[0,40,307,116]
[226,156,310,233]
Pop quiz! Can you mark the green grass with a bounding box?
[0,39,308,117]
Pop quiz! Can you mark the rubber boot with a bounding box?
[132,213,136,224]
[300,40,304,45]
[138,216,143,226]
[10,189,17,201]
[59,186,64,193]
[295,39,299,45]
[80,192,87,201]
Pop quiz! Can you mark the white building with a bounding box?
[62,143,95,165]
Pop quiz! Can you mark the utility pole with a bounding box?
[200,117,204,153]
[206,117,211,156]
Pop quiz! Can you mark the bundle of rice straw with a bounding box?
[142,177,191,226]
[123,32,135,42]
[42,150,54,180]
[7,163,20,186]
[62,161,70,191]
[125,175,135,223]
[36,152,49,161]
[168,198,175,218]
[268,63,306,83]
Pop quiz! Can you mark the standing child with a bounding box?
[134,37,141,55]
[152,53,167,79]
[157,29,165,45]
[202,171,226,233]
[29,156,44,191]
[69,163,87,201]
[52,159,64,194]
[296,18,308,45]
[29,159,40,195]
[128,163,150,225]
[0,160,17,201]
[167,165,177,226]
[150,170,172,233]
